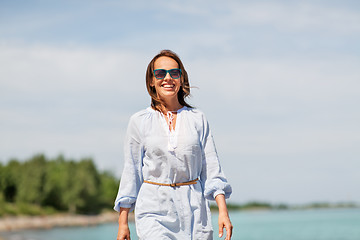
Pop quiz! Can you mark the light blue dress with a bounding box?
[114,106,232,240]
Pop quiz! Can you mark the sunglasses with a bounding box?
[153,68,182,80]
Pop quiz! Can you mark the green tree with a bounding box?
[62,160,78,213]
[75,158,101,213]
[1,154,119,215]
[0,162,4,203]
[42,155,68,210]
[63,158,101,213]
[17,154,47,205]
[99,171,119,209]
[2,159,21,202]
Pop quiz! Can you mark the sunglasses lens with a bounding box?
[154,69,166,79]
[169,69,181,79]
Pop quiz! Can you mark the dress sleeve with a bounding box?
[113,114,144,212]
[200,114,232,201]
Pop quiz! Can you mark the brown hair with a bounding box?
[146,49,192,112]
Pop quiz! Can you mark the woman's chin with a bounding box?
[159,90,178,97]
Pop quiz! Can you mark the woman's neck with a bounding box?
[161,98,183,112]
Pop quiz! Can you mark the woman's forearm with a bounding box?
[119,207,130,225]
[117,207,131,240]
[215,194,229,215]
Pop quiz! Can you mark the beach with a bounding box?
[0,212,132,232]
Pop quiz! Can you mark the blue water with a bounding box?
[2,208,360,240]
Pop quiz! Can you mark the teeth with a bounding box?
[162,85,174,88]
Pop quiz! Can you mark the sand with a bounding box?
[0,211,132,232]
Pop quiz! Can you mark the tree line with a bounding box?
[0,154,119,216]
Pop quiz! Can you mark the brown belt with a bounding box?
[144,178,199,187]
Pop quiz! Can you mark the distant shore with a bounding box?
[212,201,360,211]
[1,202,358,233]
[0,211,133,232]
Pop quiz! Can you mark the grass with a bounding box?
[0,202,58,217]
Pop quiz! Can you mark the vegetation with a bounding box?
[1,154,358,217]
[0,154,119,216]
[211,201,359,212]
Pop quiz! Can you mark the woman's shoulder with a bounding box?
[129,107,155,121]
[126,108,155,133]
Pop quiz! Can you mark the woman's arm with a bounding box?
[117,207,131,240]
[215,194,233,240]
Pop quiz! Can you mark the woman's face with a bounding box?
[151,56,181,103]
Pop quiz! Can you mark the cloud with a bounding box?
[190,55,360,107]
[186,52,360,203]
[208,2,360,34]
[0,43,151,172]
[1,0,360,203]
[0,43,151,98]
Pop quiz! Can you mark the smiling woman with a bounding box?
[113,50,233,240]
[150,56,183,115]
[145,50,193,114]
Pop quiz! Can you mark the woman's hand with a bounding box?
[218,211,233,240]
[117,207,131,240]
[215,194,233,240]
[117,223,131,240]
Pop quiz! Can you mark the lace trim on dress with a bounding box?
[162,111,177,152]
[167,111,175,132]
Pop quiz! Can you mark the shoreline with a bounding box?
[0,212,133,232]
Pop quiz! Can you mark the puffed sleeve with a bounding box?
[200,113,232,201]
[113,114,144,212]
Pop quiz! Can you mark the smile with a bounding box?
[161,84,175,88]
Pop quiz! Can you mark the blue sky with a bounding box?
[1,0,359,204]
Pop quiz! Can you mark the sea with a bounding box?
[1,208,360,240]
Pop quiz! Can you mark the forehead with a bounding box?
[154,56,179,69]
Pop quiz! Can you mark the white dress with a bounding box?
[114,106,232,240]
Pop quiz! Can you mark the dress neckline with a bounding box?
[147,106,186,152]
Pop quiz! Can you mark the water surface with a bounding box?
[2,208,359,240]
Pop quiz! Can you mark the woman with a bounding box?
[114,50,233,240]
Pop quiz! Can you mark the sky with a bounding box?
[1,0,359,205]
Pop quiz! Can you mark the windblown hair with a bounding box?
[146,49,192,112]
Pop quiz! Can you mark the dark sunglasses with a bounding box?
[153,68,182,80]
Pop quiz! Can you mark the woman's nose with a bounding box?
[164,72,171,80]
